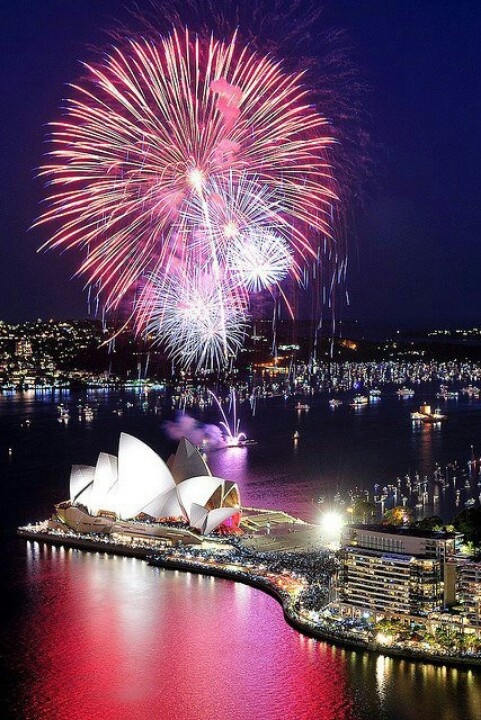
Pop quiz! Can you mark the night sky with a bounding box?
[2,1,481,328]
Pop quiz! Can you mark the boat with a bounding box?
[437,390,459,399]
[461,385,481,398]
[57,404,70,421]
[397,387,415,398]
[410,403,447,423]
[465,498,476,507]
[350,395,369,406]
[295,402,310,412]
[369,389,381,397]
[329,398,342,408]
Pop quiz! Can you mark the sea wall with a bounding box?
[148,555,481,669]
[17,528,481,669]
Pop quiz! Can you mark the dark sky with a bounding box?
[2,1,481,328]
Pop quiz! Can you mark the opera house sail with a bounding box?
[56,434,241,539]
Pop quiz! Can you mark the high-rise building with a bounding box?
[457,559,481,627]
[336,525,460,620]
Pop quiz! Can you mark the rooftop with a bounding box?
[349,524,459,540]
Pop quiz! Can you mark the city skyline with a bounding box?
[2,2,481,329]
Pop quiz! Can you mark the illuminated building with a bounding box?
[56,434,241,537]
[15,339,33,358]
[457,559,481,627]
[337,525,460,619]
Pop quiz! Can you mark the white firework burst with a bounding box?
[144,267,247,370]
[227,229,293,292]
[181,171,310,271]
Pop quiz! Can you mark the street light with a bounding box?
[320,510,346,541]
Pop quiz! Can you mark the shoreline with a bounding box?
[17,527,481,669]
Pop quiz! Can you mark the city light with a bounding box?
[320,510,346,537]
[376,632,393,646]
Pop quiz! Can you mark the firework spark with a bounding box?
[35,26,340,368]
[227,229,293,293]
[142,266,247,370]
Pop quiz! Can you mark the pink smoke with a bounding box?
[164,412,226,448]
[210,78,243,132]
[212,138,241,170]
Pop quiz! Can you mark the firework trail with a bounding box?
[34,19,349,369]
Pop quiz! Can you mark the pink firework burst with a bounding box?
[34,26,340,368]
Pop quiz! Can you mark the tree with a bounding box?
[414,515,444,531]
[453,508,481,548]
[351,499,376,524]
[382,506,412,526]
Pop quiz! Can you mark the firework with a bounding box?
[35,26,340,368]
[142,266,247,370]
[227,229,293,293]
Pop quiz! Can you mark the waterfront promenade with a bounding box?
[17,523,481,668]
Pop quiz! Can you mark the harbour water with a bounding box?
[2,387,481,719]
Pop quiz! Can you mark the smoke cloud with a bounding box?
[164,411,226,448]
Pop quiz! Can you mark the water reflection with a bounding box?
[208,445,248,486]
[9,547,481,720]
[5,390,481,718]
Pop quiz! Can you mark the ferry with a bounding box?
[410,403,447,423]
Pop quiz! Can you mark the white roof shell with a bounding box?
[203,507,240,535]
[116,433,175,519]
[176,475,224,518]
[68,434,240,534]
[70,465,95,504]
[141,486,184,520]
[188,503,209,531]
[89,453,118,515]
[170,438,211,484]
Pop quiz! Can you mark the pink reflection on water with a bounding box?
[15,544,481,720]
[18,544,353,720]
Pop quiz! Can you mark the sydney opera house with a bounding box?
[54,433,241,543]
